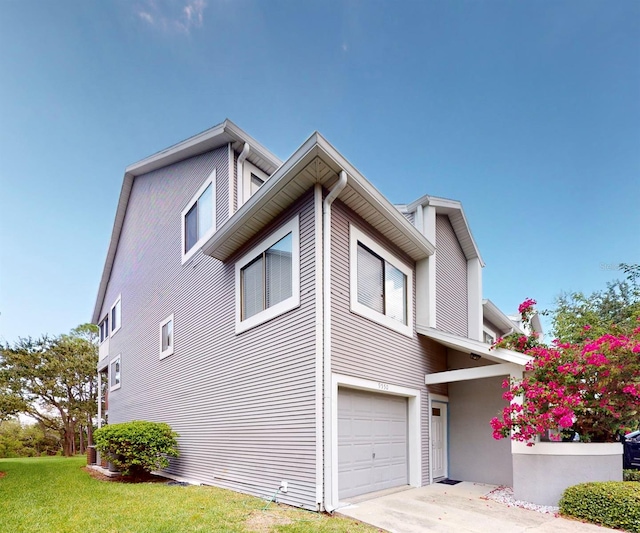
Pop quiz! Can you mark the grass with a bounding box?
[0,456,380,533]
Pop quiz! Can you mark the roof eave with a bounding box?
[483,299,525,335]
[417,325,531,366]
[203,133,435,262]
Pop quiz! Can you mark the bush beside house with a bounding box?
[560,481,640,533]
[94,421,179,477]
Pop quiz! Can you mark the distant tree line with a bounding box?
[0,324,99,457]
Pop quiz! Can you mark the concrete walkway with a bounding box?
[337,483,614,533]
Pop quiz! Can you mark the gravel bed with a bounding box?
[485,486,559,515]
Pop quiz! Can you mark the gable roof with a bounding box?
[483,299,524,335]
[203,132,435,262]
[405,194,484,267]
[92,120,281,324]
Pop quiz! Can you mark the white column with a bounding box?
[467,257,483,341]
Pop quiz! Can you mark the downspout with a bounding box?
[236,142,250,209]
[323,170,347,512]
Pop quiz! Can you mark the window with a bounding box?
[483,331,495,344]
[160,314,174,359]
[350,224,413,337]
[241,161,268,205]
[110,295,121,336]
[99,316,109,343]
[235,216,300,333]
[182,170,216,263]
[109,355,121,391]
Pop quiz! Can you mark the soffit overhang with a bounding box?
[483,299,524,335]
[202,132,436,262]
[417,325,531,366]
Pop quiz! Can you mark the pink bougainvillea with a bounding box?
[490,300,640,444]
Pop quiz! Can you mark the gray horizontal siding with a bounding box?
[330,200,447,486]
[99,148,318,510]
[435,215,468,336]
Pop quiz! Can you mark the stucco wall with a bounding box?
[447,352,512,486]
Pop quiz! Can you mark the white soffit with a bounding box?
[483,299,524,335]
[417,325,531,366]
[203,132,435,263]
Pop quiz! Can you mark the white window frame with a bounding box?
[241,161,268,205]
[159,314,175,360]
[98,315,109,343]
[349,224,414,337]
[109,354,121,392]
[181,169,217,264]
[235,216,300,334]
[110,295,122,337]
[483,328,496,345]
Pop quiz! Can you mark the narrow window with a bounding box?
[184,183,213,253]
[160,314,175,359]
[182,171,216,263]
[110,355,121,391]
[250,173,264,195]
[99,316,109,343]
[110,296,122,335]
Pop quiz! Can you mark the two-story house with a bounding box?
[93,120,530,511]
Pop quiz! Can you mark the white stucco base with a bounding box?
[512,442,623,506]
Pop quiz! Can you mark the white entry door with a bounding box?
[431,401,448,479]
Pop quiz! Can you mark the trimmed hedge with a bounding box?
[94,421,179,477]
[625,470,640,482]
[560,481,640,532]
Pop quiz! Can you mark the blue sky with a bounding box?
[1,0,638,343]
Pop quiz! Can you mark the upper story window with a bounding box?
[160,314,174,359]
[182,170,216,263]
[99,316,109,343]
[483,330,495,344]
[235,216,300,334]
[110,295,121,336]
[350,224,414,337]
[241,161,268,205]
[109,355,121,391]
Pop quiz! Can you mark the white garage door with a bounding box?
[338,388,408,499]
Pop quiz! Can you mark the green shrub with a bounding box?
[94,421,179,477]
[625,470,640,482]
[560,481,640,532]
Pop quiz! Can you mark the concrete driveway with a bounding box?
[337,482,614,533]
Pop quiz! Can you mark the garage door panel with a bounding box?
[338,388,408,499]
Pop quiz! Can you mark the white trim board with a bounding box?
[329,373,421,510]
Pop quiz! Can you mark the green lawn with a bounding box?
[0,456,380,533]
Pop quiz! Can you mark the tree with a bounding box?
[0,324,98,456]
[491,300,640,444]
[548,263,640,344]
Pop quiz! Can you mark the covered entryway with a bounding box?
[338,387,408,499]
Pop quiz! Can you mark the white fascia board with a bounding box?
[92,172,134,324]
[483,299,524,335]
[416,325,531,366]
[313,134,435,257]
[201,133,321,258]
[204,132,436,261]
[126,119,282,177]
[425,362,524,385]
[92,119,282,324]
[406,194,484,267]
